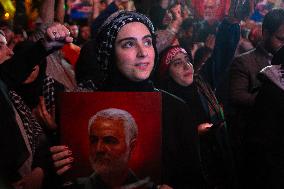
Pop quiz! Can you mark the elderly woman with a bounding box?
[53,11,205,189]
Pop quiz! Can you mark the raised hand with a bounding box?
[197,123,213,135]
[43,23,73,51]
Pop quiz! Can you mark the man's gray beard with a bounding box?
[204,13,216,21]
[89,150,130,177]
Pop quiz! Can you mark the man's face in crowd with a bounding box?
[89,117,133,176]
[80,26,90,41]
[0,34,13,64]
[264,24,284,54]
[203,0,219,22]
[69,25,79,39]
[13,34,26,45]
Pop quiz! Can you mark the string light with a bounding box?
[4,12,10,19]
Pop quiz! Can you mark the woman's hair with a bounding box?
[95,11,158,82]
[271,45,284,66]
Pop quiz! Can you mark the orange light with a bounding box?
[4,12,9,19]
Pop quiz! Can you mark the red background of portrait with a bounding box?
[57,92,162,183]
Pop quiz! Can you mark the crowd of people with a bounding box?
[0,0,284,188]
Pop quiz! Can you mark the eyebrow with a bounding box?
[171,58,182,63]
[116,34,152,44]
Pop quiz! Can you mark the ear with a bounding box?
[129,138,137,153]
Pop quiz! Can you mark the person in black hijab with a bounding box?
[54,10,205,188]
[0,23,73,189]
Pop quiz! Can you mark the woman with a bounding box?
[53,10,205,189]
[156,17,240,189]
[10,41,66,144]
[0,23,72,189]
[157,45,234,189]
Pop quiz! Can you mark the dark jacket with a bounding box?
[163,76,236,189]
[63,170,142,189]
[244,65,284,189]
[229,45,272,108]
[160,89,205,189]
[229,44,272,144]
[201,17,240,112]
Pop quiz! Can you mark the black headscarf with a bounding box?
[13,41,47,108]
[95,11,158,91]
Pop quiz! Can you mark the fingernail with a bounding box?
[68,150,72,155]
[69,157,74,162]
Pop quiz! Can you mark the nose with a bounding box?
[183,62,192,70]
[96,140,106,153]
[137,44,148,58]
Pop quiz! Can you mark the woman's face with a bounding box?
[114,22,155,82]
[169,52,194,86]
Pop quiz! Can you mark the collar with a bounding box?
[260,65,284,91]
[257,42,273,61]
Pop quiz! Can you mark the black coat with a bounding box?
[244,72,284,189]
[160,89,205,189]
[162,77,236,189]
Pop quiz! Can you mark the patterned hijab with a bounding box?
[95,11,158,83]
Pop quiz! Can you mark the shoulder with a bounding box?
[233,48,256,63]
[61,179,88,189]
[158,89,186,104]
[157,89,192,127]
[62,172,99,189]
[231,49,258,71]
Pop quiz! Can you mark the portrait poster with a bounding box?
[191,0,231,21]
[57,92,162,184]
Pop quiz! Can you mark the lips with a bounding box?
[184,72,193,77]
[95,157,111,164]
[135,62,150,71]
